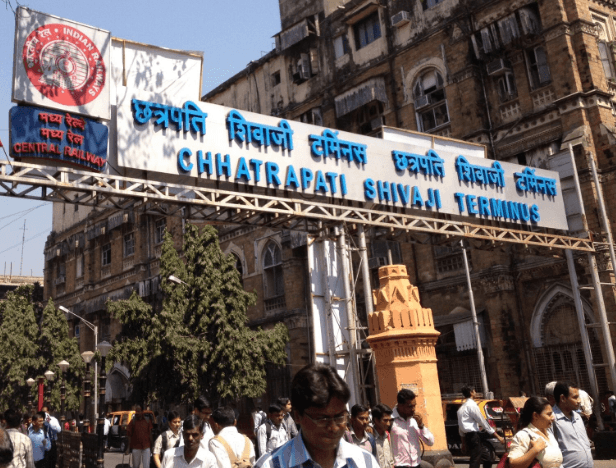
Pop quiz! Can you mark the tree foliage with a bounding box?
[108,223,289,405]
[0,286,84,413]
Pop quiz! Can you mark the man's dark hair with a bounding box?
[350,404,369,418]
[33,411,46,421]
[276,397,290,406]
[194,396,211,411]
[461,385,474,399]
[182,414,203,432]
[0,428,13,466]
[211,407,236,427]
[371,404,393,421]
[554,382,577,405]
[3,410,21,429]
[268,404,282,415]
[397,389,416,405]
[291,363,350,414]
[167,410,181,421]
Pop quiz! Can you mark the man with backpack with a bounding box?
[276,398,297,440]
[160,415,215,468]
[209,407,254,468]
[256,405,287,458]
[344,405,377,458]
[153,411,182,468]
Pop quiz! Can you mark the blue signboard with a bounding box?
[9,105,108,172]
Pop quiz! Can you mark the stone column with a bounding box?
[366,265,452,467]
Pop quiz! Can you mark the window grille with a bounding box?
[124,232,135,257]
[155,218,167,244]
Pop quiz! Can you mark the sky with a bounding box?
[0,0,281,276]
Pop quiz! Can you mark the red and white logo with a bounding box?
[22,23,106,106]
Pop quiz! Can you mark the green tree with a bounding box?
[38,298,85,412]
[108,224,289,405]
[0,287,85,413]
[0,285,42,412]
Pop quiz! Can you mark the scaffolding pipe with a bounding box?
[567,143,604,425]
[339,227,362,405]
[565,250,603,430]
[357,225,380,403]
[588,156,616,389]
[461,242,490,397]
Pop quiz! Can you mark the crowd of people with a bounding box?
[0,366,602,468]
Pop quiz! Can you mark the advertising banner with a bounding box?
[12,7,111,120]
[117,94,569,231]
[10,105,108,171]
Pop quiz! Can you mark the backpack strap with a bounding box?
[213,436,237,466]
[265,421,272,442]
[240,435,251,461]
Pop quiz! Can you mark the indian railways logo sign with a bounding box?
[22,23,106,106]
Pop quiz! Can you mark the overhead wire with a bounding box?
[0,227,50,255]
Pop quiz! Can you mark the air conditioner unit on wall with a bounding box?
[414,94,431,109]
[391,11,411,28]
[371,116,385,130]
[487,58,511,76]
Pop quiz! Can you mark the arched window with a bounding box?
[263,241,284,299]
[413,69,449,132]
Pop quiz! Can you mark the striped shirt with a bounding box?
[6,428,35,468]
[254,431,379,468]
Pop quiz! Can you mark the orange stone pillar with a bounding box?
[366,265,452,467]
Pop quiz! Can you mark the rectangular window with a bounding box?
[334,35,350,58]
[498,14,520,45]
[155,218,166,244]
[599,42,615,80]
[271,71,281,87]
[76,254,84,278]
[422,0,445,9]
[526,46,551,89]
[354,12,381,50]
[124,232,135,257]
[102,243,111,266]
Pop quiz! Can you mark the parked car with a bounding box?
[108,410,156,452]
[442,398,510,460]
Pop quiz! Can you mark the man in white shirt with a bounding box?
[193,397,215,451]
[457,386,504,468]
[209,407,254,468]
[41,405,61,468]
[256,404,287,457]
[161,415,216,468]
[3,410,34,468]
[390,389,434,468]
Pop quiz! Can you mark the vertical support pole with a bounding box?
[306,237,318,363]
[97,357,107,468]
[565,249,603,430]
[94,326,98,420]
[461,242,490,397]
[339,227,362,405]
[358,225,380,404]
[588,156,616,389]
[317,239,336,366]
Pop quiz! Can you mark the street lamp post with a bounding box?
[26,378,35,414]
[37,377,45,411]
[96,341,112,468]
[59,306,99,420]
[44,370,55,409]
[81,351,95,433]
[58,360,69,425]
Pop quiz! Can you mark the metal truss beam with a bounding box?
[0,160,595,253]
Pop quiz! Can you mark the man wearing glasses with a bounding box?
[254,363,379,468]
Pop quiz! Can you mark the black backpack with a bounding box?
[161,431,180,454]
[255,420,274,459]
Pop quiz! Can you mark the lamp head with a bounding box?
[44,370,55,381]
[59,306,70,314]
[58,360,70,373]
[98,341,112,357]
[26,378,36,387]
[168,275,186,285]
[81,351,95,364]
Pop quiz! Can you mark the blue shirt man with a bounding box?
[551,383,593,468]
[28,413,50,467]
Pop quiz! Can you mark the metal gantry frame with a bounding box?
[0,160,596,253]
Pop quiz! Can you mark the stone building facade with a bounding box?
[43,0,616,408]
[204,0,616,399]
